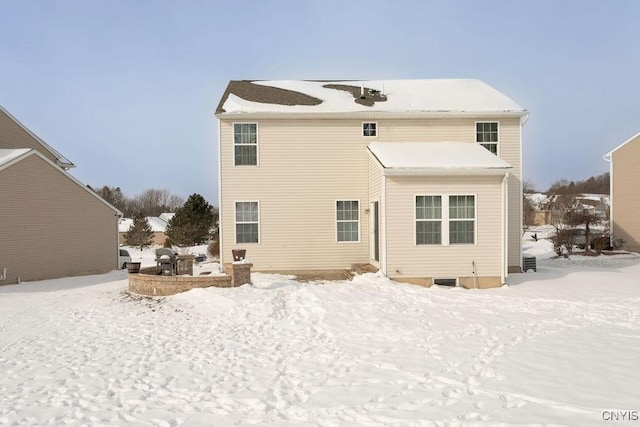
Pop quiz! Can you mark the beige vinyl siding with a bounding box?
[496,118,523,270]
[611,136,640,252]
[0,110,59,164]
[220,117,521,272]
[385,175,504,278]
[220,119,369,270]
[0,155,118,284]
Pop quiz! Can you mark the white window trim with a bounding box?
[414,193,477,246]
[448,194,477,245]
[234,200,260,244]
[415,195,443,246]
[233,122,260,166]
[336,199,361,243]
[475,121,499,156]
[362,121,378,138]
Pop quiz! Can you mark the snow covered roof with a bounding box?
[159,212,175,223]
[368,142,513,176]
[0,106,74,169]
[216,79,527,116]
[119,216,170,233]
[147,217,168,232]
[0,148,31,168]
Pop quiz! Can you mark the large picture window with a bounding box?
[416,196,442,245]
[235,201,259,243]
[234,123,257,165]
[337,200,359,242]
[476,122,498,155]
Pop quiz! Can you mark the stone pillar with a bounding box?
[224,263,253,287]
[177,254,195,275]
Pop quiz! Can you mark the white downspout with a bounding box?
[381,174,387,275]
[116,212,123,269]
[217,118,224,272]
[502,172,510,284]
[604,152,613,248]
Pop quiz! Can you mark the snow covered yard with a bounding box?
[1,247,640,426]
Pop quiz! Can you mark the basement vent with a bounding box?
[433,278,457,287]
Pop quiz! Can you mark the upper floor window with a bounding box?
[476,122,498,155]
[234,123,257,165]
[362,122,377,137]
[337,200,359,242]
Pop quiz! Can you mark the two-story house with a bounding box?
[216,79,528,288]
[0,105,121,285]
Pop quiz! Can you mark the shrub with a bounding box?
[208,240,220,259]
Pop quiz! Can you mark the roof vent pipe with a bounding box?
[360,83,365,99]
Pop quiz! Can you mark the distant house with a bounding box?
[605,132,640,251]
[0,106,121,284]
[118,215,173,246]
[216,79,528,288]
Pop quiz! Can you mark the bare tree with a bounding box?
[564,211,603,253]
[522,179,537,194]
[94,186,128,213]
[130,189,184,217]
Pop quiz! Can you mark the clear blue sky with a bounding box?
[2,1,639,204]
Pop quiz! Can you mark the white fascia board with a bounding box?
[604,130,640,160]
[0,105,75,168]
[382,167,513,177]
[215,110,528,121]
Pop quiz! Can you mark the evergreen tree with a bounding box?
[124,214,154,250]
[165,194,215,247]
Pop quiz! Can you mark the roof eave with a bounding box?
[215,110,528,120]
[382,167,513,177]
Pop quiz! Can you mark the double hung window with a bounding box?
[476,122,498,155]
[235,201,259,243]
[234,123,257,165]
[337,200,359,242]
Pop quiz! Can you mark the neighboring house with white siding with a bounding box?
[0,106,121,285]
[605,131,640,252]
[216,79,528,288]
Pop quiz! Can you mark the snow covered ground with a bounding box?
[1,240,639,426]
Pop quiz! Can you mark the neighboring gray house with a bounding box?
[0,106,121,285]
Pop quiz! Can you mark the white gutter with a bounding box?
[381,174,387,276]
[116,212,123,269]
[502,172,510,283]
[382,168,512,177]
[604,152,614,247]
[215,110,528,121]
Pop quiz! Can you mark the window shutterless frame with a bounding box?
[414,194,477,246]
[336,200,360,243]
[475,121,499,156]
[234,201,260,244]
[233,122,259,166]
[362,122,377,138]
